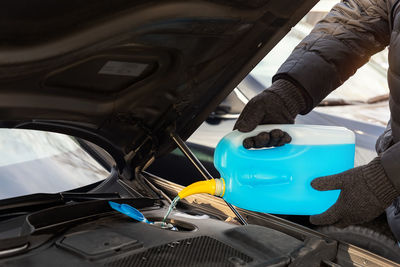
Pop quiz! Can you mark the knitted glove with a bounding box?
[310,157,399,228]
[234,79,306,148]
[242,129,292,149]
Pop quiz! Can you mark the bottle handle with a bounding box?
[235,128,291,150]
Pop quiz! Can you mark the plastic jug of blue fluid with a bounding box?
[211,124,355,215]
[174,125,355,215]
[214,125,355,215]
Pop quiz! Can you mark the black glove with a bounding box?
[310,157,399,228]
[242,129,292,149]
[234,79,306,148]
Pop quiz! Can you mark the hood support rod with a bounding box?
[170,132,247,225]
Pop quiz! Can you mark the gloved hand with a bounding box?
[310,157,399,228]
[234,79,307,148]
[242,129,292,149]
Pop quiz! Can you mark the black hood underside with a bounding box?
[0,0,317,172]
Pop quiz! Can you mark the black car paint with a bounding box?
[0,0,318,175]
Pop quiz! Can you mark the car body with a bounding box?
[0,0,398,266]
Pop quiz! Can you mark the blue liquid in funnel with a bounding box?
[214,126,355,215]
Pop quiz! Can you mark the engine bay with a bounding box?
[0,199,337,267]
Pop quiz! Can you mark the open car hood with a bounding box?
[0,0,317,172]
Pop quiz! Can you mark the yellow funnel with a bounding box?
[178,178,225,199]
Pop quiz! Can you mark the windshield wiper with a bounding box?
[367,93,389,104]
[318,98,363,106]
[319,94,389,107]
[0,192,120,217]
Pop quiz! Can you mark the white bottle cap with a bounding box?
[231,124,355,145]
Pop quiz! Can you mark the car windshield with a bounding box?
[0,129,109,200]
[250,8,389,103]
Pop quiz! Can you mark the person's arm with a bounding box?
[236,0,399,227]
[235,0,391,143]
[298,1,398,227]
[274,0,390,113]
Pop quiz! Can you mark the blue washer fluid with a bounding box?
[213,125,355,215]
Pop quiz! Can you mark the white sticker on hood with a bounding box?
[98,61,148,77]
